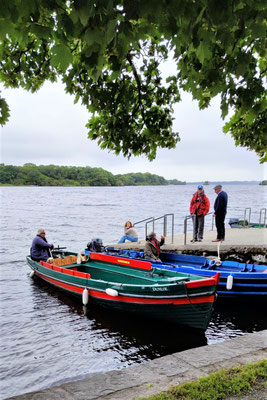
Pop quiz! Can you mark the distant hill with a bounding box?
[188,181,260,185]
[0,164,186,186]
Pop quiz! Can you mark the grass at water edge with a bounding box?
[136,359,267,400]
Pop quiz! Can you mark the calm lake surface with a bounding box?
[1,185,266,399]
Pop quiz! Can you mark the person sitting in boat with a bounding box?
[144,232,165,261]
[118,221,138,243]
[30,229,54,262]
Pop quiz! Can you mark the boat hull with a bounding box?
[104,250,267,300]
[26,254,218,331]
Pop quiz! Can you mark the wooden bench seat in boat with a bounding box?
[49,256,77,267]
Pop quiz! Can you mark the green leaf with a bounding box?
[84,28,100,46]
[50,44,73,72]
[0,97,10,125]
[196,41,212,64]
[106,19,117,44]
[0,19,12,39]
[30,24,51,40]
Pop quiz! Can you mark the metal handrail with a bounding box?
[259,208,266,227]
[163,213,175,243]
[133,217,154,240]
[133,217,154,227]
[136,214,175,243]
[184,212,214,245]
[244,207,251,227]
[184,215,194,245]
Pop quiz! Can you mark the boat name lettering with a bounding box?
[152,287,168,291]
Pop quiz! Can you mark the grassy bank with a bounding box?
[137,360,266,400]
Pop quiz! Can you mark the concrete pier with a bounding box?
[8,330,267,400]
[111,228,267,256]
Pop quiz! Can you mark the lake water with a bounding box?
[1,185,266,399]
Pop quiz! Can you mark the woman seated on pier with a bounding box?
[118,221,138,243]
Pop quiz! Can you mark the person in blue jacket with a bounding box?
[31,229,54,261]
[212,185,228,242]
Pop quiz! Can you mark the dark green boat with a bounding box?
[27,250,220,331]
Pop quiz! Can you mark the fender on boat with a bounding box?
[226,275,233,290]
[82,288,89,305]
[106,288,119,297]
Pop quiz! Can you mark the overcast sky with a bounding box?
[1,79,266,182]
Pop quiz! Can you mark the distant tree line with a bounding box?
[0,164,186,187]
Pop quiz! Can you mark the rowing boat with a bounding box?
[26,250,220,331]
[103,249,267,300]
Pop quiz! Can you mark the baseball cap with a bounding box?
[197,185,203,189]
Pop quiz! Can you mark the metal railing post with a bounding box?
[184,217,187,245]
[163,215,167,237]
[145,221,148,238]
[171,213,174,243]
[192,214,196,240]
[184,211,213,245]
[244,207,251,227]
[259,208,266,228]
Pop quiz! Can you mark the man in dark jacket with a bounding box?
[212,185,228,242]
[144,232,165,261]
[31,229,54,261]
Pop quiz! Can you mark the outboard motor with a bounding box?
[86,238,104,252]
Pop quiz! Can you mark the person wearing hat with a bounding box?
[212,185,228,242]
[144,232,165,261]
[30,229,54,261]
[189,185,210,242]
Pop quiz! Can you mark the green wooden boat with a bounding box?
[26,250,220,331]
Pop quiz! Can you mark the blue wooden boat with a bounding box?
[100,248,267,300]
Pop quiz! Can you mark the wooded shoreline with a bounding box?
[0,163,186,187]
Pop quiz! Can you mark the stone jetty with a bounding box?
[111,227,267,258]
[8,330,267,400]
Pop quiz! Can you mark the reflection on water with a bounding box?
[207,301,267,344]
[33,277,208,357]
[1,185,266,399]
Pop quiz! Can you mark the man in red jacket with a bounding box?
[190,185,210,242]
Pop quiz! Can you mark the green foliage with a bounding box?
[0,163,185,186]
[137,359,267,400]
[259,180,267,185]
[0,93,10,125]
[0,1,266,160]
[168,178,186,185]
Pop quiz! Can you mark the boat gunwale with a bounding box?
[26,257,218,299]
[32,269,216,305]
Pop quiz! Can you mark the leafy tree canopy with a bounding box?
[0,0,266,162]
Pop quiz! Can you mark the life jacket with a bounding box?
[151,239,160,256]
